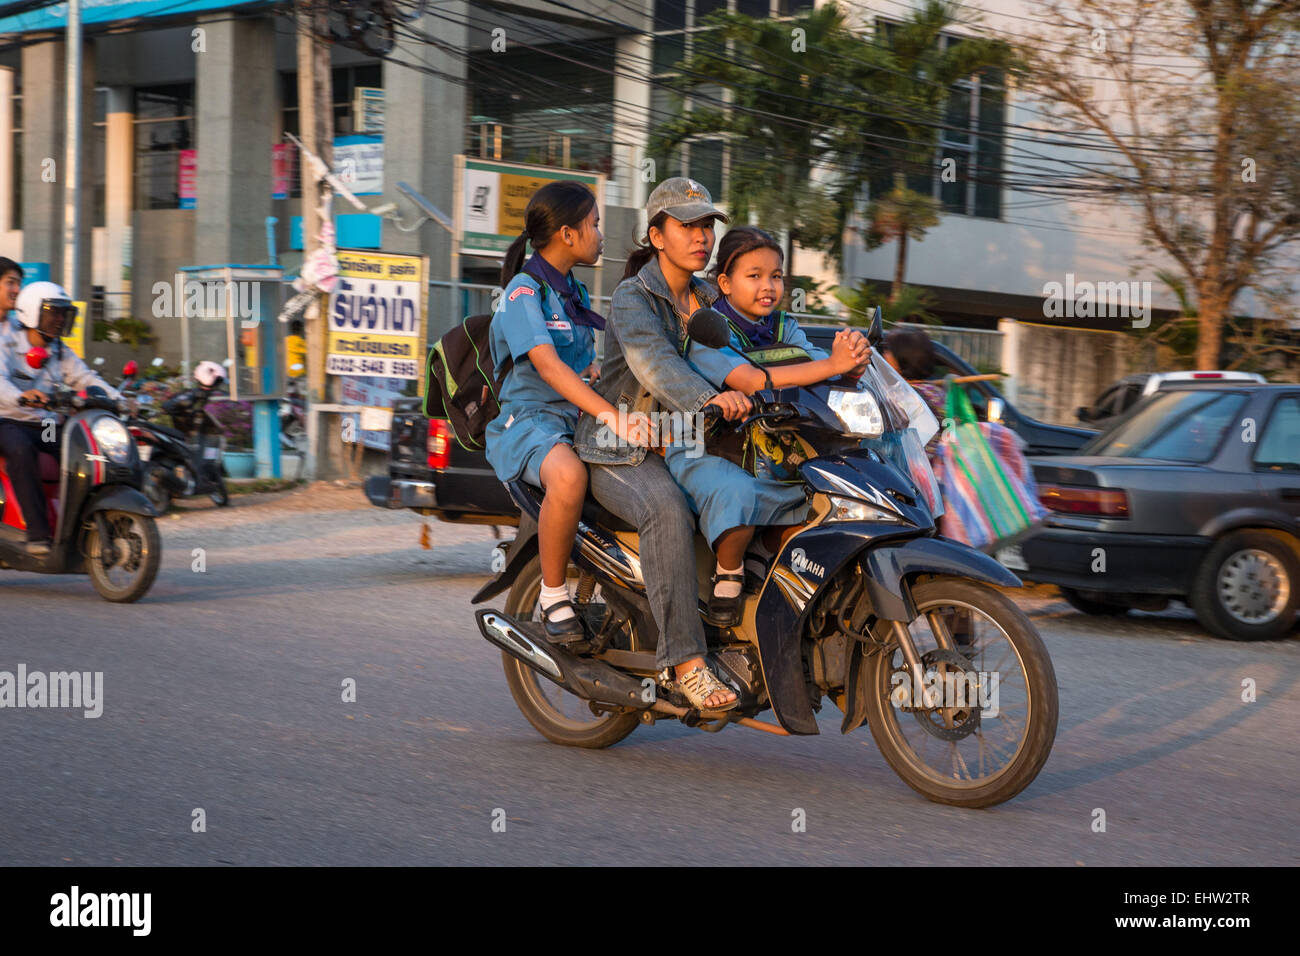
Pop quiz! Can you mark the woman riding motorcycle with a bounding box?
[573,177,751,714]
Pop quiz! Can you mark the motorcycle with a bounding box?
[473,308,1058,808]
[0,356,162,602]
[122,365,230,513]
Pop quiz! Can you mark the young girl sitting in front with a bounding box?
[486,181,652,642]
[666,226,871,626]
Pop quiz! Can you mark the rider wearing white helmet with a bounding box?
[0,278,119,553]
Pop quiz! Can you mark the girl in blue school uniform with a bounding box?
[486,181,653,642]
[666,225,872,626]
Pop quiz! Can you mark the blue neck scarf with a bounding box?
[522,254,606,331]
[716,296,778,349]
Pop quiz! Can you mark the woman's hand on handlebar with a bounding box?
[18,389,49,407]
[705,390,752,422]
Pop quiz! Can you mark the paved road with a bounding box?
[2,485,1297,865]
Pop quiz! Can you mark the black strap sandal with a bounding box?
[539,599,586,643]
[706,573,746,627]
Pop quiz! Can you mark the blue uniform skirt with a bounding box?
[485,403,580,487]
[664,444,809,548]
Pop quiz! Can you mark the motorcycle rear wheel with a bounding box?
[501,555,640,749]
[864,576,1058,808]
[85,510,162,603]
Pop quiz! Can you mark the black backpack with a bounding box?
[422,277,552,451]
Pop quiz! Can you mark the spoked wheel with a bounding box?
[501,554,640,749]
[84,510,162,603]
[864,577,1058,808]
[142,464,172,515]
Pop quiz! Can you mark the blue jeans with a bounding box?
[587,454,706,670]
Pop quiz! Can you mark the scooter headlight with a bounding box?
[827,389,884,438]
[91,417,132,463]
[826,494,906,524]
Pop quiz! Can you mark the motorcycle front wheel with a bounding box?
[85,510,162,603]
[501,554,640,749]
[864,576,1058,808]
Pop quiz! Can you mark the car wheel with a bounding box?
[1191,530,1299,641]
[1058,586,1130,616]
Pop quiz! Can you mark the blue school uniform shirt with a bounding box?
[489,272,596,410]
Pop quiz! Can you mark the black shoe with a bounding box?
[25,538,52,556]
[539,599,586,644]
[706,573,745,627]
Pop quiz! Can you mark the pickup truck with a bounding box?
[364,324,1094,524]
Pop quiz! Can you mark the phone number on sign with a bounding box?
[326,356,419,378]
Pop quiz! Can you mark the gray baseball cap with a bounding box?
[645,177,729,225]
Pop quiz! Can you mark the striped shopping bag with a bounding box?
[934,384,1047,550]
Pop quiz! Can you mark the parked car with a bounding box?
[365,321,1094,525]
[1011,382,1300,640]
[1076,370,1265,430]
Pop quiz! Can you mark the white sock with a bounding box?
[540,583,574,621]
[714,563,743,599]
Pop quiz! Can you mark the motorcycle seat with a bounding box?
[148,423,188,441]
[514,479,636,534]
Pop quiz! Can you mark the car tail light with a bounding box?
[427,419,451,471]
[1039,484,1129,517]
[1191,372,1223,379]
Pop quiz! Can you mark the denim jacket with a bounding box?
[574,257,720,466]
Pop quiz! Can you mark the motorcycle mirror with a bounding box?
[686,307,732,350]
[866,306,884,347]
[25,346,49,370]
[85,385,108,399]
[123,360,139,377]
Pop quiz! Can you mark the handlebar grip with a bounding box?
[701,403,723,424]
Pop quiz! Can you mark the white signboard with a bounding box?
[334,135,383,196]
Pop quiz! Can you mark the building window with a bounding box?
[133,84,194,210]
[467,37,614,175]
[877,27,1006,220]
[280,64,383,199]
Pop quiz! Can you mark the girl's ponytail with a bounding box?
[500,232,530,286]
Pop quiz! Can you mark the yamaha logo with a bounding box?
[789,548,824,579]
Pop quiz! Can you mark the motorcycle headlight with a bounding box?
[827,389,884,438]
[91,417,132,463]
[827,494,906,524]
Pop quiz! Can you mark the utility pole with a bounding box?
[63,0,82,300]
[296,0,340,478]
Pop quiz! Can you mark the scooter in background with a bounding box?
[127,360,231,513]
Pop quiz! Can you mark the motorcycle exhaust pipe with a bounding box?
[475,609,650,710]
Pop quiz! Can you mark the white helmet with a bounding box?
[194,360,226,389]
[16,281,77,338]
